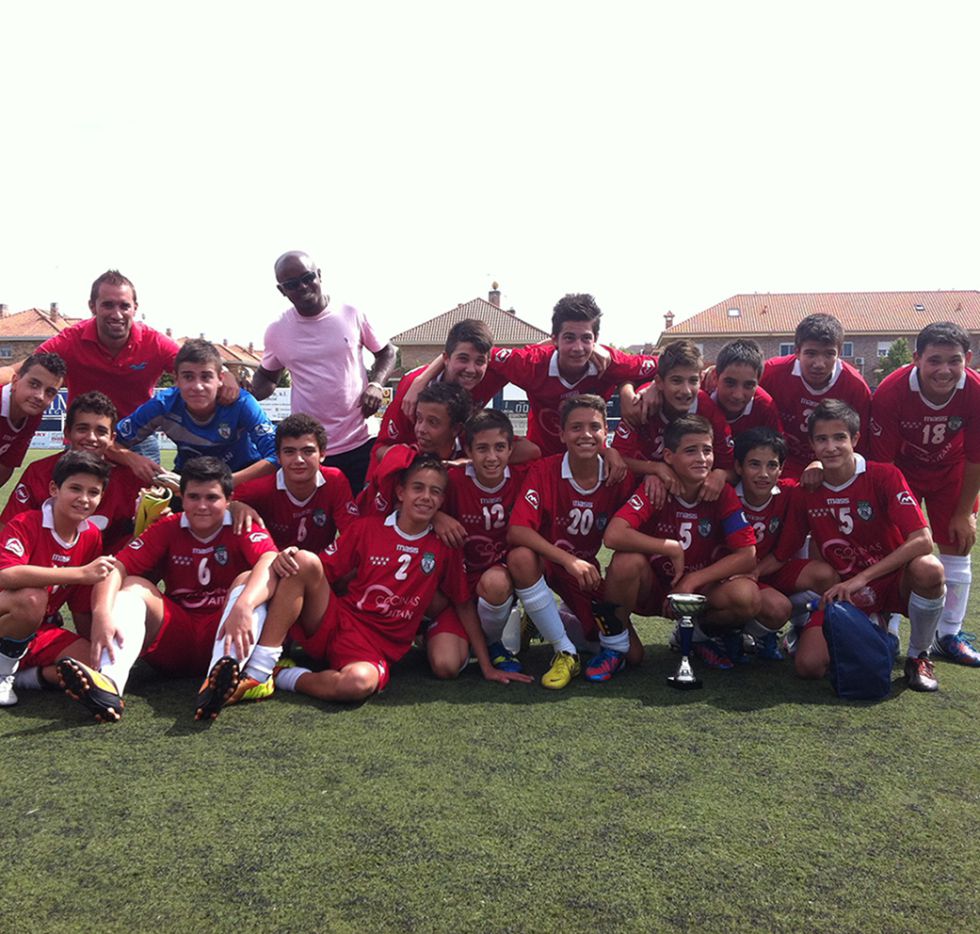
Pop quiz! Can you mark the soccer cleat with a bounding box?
[541,651,580,690]
[0,673,17,707]
[722,631,752,665]
[194,656,240,720]
[933,631,980,667]
[692,639,734,671]
[488,641,522,673]
[584,648,626,682]
[133,485,173,536]
[273,657,297,679]
[755,631,784,661]
[904,653,939,692]
[56,658,124,722]
[224,674,275,706]
[780,629,799,657]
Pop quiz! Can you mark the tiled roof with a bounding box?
[392,298,550,346]
[665,291,980,338]
[0,307,82,338]
[174,336,264,368]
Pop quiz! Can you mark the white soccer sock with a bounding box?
[938,554,971,638]
[274,665,310,693]
[907,590,945,659]
[242,644,281,684]
[207,586,269,671]
[515,577,577,655]
[599,630,630,653]
[477,596,514,644]
[13,667,43,690]
[99,591,147,694]
[746,618,772,638]
[789,591,819,630]
[887,614,901,637]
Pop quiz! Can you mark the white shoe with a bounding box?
[0,673,18,706]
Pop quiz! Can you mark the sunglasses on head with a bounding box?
[278,271,318,292]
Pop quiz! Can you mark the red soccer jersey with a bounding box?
[870,364,980,490]
[117,513,277,616]
[233,466,357,551]
[357,444,418,517]
[615,483,755,581]
[760,355,871,479]
[487,344,657,456]
[736,478,798,562]
[444,462,531,577]
[611,390,734,470]
[0,383,44,470]
[710,384,783,438]
[510,453,635,564]
[0,504,103,615]
[322,514,471,661]
[0,452,143,553]
[774,456,927,578]
[377,366,507,445]
[38,318,179,413]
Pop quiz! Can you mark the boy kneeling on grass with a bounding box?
[250,453,531,704]
[771,400,945,692]
[602,415,761,675]
[66,457,281,722]
[0,452,116,711]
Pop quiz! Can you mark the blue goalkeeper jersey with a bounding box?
[117,387,278,472]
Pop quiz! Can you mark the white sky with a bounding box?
[3,1,980,351]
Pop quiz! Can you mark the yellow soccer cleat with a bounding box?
[134,485,173,536]
[225,674,275,706]
[541,651,581,690]
[57,658,124,723]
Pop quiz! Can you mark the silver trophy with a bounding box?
[666,592,708,690]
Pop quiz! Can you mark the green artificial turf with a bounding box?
[1,451,978,933]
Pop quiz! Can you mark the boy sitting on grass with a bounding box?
[0,452,116,711]
[507,394,637,688]
[260,454,532,703]
[232,413,357,550]
[0,391,145,554]
[772,400,945,692]
[602,415,760,676]
[115,338,278,488]
[69,457,281,722]
[733,427,838,658]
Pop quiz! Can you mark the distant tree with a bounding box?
[875,338,912,382]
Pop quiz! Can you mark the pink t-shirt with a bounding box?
[262,302,387,455]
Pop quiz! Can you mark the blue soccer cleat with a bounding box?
[755,631,784,661]
[692,639,734,670]
[487,641,522,673]
[933,631,980,667]
[585,648,627,682]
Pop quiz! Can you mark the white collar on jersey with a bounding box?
[275,466,324,506]
[548,349,598,388]
[734,479,780,510]
[0,382,25,429]
[384,511,433,540]
[791,357,843,395]
[464,462,511,493]
[711,389,755,418]
[822,453,867,493]
[41,498,93,548]
[908,366,965,410]
[180,509,233,543]
[560,451,606,494]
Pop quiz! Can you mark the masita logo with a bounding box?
[524,489,540,509]
[4,538,25,558]
[896,490,915,507]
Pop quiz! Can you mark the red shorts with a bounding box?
[424,605,468,640]
[466,562,507,594]
[759,558,810,596]
[141,599,222,676]
[544,561,603,641]
[22,627,85,669]
[802,569,905,631]
[908,468,979,548]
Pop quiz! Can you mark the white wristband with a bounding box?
[367,381,383,391]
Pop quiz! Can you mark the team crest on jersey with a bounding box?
[896,490,916,506]
[949,416,963,433]
[628,493,644,511]
[698,519,712,537]
[218,423,232,440]
[313,509,327,527]
[214,545,229,566]
[3,537,24,558]
[525,489,540,509]
[13,484,29,503]
[769,516,781,534]
[421,552,436,574]
[857,500,873,521]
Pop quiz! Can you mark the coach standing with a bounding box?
[251,251,396,493]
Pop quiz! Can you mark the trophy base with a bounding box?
[666,673,703,690]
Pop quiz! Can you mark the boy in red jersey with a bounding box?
[871,321,980,666]
[760,313,871,479]
[266,454,532,702]
[0,391,144,553]
[709,339,782,437]
[232,413,357,550]
[602,416,760,678]
[443,409,531,671]
[74,457,281,722]
[733,427,838,659]
[773,400,945,691]
[0,352,67,490]
[507,395,637,688]
[612,340,733,503]
[0,452,116,711]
